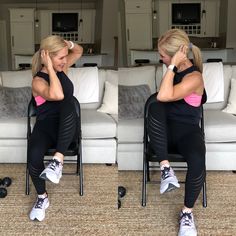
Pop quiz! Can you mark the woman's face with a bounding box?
[51,47,68,72]
[158,47,172,66]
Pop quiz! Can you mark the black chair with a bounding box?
[142,93,207,207]
[25,96,83,196]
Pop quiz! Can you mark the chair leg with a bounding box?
[202,180,207,208]
[147,161,150,182]
[76,151,79,175]
[142,158,147,207]
[25,167,30,195]
[79,142,83,196]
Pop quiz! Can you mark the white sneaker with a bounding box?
[160,166,180,194]
[40,159,63,184]
[178,211,197,236]
[29,196,49,221]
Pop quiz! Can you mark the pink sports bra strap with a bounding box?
[35,96,46,106]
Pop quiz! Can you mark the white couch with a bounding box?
[0,67,118,164]
[118,64,236,171]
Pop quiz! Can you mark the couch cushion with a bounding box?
[155,65,163,90]
[0,110,117,140]
[232,65,236,78]
[118,66,156,94]
[79,69,118,110]
[204,110,236,142]
[0,70,32,87]
[118,118,143,143]
[81,109,117,139]
[0,117,28,138]
[204,65,232,110]
[68,67,99,104]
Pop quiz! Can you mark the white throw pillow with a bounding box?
[222,78,236,115]
[97,81,118,115]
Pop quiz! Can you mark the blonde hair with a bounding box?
[158,29,203,72]
[31,35,67,76]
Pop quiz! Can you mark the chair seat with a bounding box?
[46,142,79,156]
[146,144,186,162]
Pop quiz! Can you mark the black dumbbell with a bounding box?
[118,186,126,198]
[2,177,12,187]
[0,177,12,198]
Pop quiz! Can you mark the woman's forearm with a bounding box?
[157,69,175,101]
[47,66,64,100]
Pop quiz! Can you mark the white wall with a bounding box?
[100,0,118,67]
[0,20,8,70]
[226,0,236,48]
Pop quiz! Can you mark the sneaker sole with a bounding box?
[39,173,60,184]
[160,183,180,194]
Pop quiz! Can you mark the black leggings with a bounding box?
[147,101,206,208]
[28,98,78,194]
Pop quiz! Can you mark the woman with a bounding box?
[148,29,206,236]
[28,35,83,221]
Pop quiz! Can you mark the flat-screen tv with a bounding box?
[172,3,201,24]
[52,13,78,32]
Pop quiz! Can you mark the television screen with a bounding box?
[52,13,78,32]
[172,3,201,24]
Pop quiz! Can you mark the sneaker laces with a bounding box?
[161,167,170,180]
[34,197,45,209]
[48,159,60,171]
[180,212,193,227]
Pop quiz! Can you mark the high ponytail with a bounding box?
[191,44,203,73]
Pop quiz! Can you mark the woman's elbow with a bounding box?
[56,94,64,100]
[157,93,166,101]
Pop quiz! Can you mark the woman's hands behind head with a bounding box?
[171,45,188,67]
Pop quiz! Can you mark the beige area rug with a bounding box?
[0,164,118,236]
[1,164,236,236]
[118,170,236,236]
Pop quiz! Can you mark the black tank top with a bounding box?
[34,71,74,120]
[167,66,207,124]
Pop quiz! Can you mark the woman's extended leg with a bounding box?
[177,130,206,209]
[176,128,206,236]
[28,121,54,221]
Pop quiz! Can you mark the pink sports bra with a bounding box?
[184,93,202,107]
[35,96,46,106]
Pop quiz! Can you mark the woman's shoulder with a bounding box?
[34,70,47,76]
